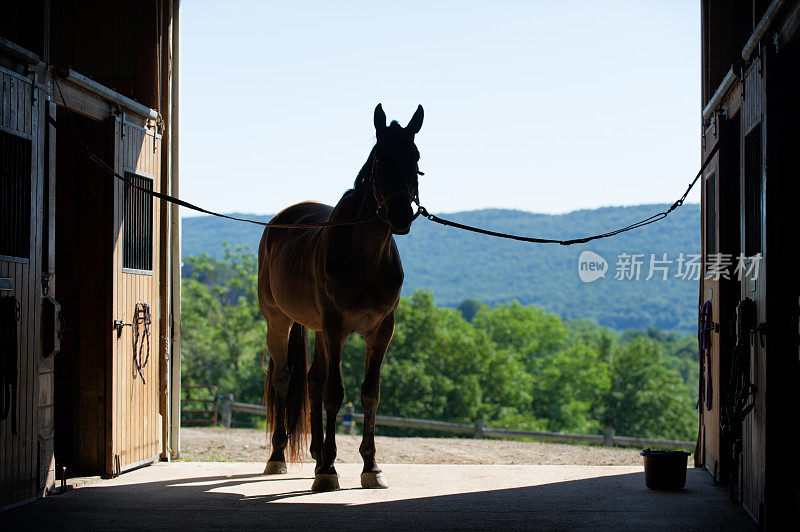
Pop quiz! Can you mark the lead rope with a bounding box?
[132,302,151,384]
[53,77,724,245]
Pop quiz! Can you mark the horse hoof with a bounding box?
[311,474,340,492]
[361,471,389,489]
[264,461,287,475]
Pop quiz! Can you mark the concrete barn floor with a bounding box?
[6,462,754,530]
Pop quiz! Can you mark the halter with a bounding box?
[367,154,423,233]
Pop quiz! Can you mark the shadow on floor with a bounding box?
[5,468,754,530]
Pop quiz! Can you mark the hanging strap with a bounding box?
[698,300,715,411]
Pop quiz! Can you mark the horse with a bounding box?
[257,103,424,491]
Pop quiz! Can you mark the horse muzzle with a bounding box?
[391,226,411,235]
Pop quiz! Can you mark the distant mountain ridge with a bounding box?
[182,204,700,333]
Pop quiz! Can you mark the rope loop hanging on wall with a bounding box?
[132,301,152,384]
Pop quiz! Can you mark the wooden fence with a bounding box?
[181,385,219,426]
[218,394,695,451]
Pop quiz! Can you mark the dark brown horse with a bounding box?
[257,104,424,491]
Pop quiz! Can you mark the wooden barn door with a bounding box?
[699,111,740,484]
[738,57,767,521]
[699,138,722,475]
[108,116,162,474]
[0,67,45,509]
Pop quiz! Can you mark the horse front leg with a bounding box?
[359,313,394,489]
[311,325,347,492]
[308,332,326,468]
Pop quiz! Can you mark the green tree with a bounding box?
[602,336,696,440]
[457,298,486,322]
[181,246,266,423]
[532,343,610,434]
[472,301,568,371]
[340,291,534,432]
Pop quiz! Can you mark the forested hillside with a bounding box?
[182,203,700,332]
[181,249,698,441]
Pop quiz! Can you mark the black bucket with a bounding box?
[640,449,691,490]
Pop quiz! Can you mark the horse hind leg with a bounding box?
[311,325,347,492]
[263,316,293,475]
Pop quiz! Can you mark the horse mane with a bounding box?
[353,146,376,192]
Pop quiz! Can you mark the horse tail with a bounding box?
[265,322,310,464]
[285,322,310,462]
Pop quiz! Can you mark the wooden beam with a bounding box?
[168,0,182,460]
[742,0,786,62]
[63,70,158,121]
[775,0,800,52]
[51,80,113,122]
[702,67,737,124]
[158,0,172,462]
[0,36,42,66]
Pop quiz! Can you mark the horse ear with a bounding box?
[374,103,387,133]
[406,105,424,135]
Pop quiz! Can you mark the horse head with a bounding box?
[371,103,424,235]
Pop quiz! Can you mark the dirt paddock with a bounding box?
[181,427,651,465]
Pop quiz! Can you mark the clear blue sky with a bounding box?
[181,0,700,216]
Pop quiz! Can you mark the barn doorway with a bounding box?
[53,111,114,476]
[52,105,164,478]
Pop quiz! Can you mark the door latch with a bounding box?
[756,322,767,347]
[113,319,131,337]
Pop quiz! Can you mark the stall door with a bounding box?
[738,58,767,521]
[699,146,722,475]
[0,67,45,509]
[108,116,162,474]
[699,112,741,484]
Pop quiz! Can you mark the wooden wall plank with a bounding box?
[18,260,28,499]
[40,100,57,494]
[8,76,17,131]
[1,260,9,507]
[2,259,11,507]
[24,90,34,500]
[28,89,43,498]
[130,129,136,464]
[20,84,29,500]
[1,72,6,125]
[23,81,31,136]
[110,116,123,474]
[125,123,131,466]
[129,128,135,465]
[122,119,128,468]
[116,118,123,470]
[127,125,132,465]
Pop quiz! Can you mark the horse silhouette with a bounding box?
[257,104,424,491]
